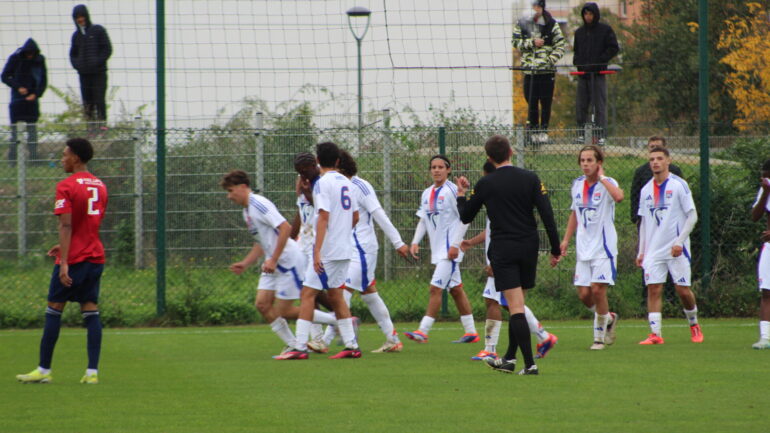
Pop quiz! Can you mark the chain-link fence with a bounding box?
[1,121,768,328]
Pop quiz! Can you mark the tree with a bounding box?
[718,2,770,132]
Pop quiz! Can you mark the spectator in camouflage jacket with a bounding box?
[512,0,565,144]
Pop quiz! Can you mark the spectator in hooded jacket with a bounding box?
[512,0,565,145]
[70,4,112,127]
[2,38,46,165]
[573,2,619,145]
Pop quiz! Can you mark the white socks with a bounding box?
[86,368,98,376]
[524,305,549,343]
[309,323,323,341]
[270,317,296,347]
[313,309,337,325]
[38,367,51,374]
[337,317,359,349]
[760,321,770,340]
[594,313,610,343]
[418,316,435,335]
[362,293,398,342]
[683,306,699,326]
[484,319,502,352]
[294,319,312,351]
[460,314,476,334]
[648,312,662,336]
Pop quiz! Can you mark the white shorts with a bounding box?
[430,259,462,291]
[574,257,616,287]
[482,277,508,307]
[303,259,350,291]
[759,243,770,291]
[257,265,303,300]
[346,249,377,292]
[643,255,691,286]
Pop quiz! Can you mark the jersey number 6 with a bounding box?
[340,186,351,210]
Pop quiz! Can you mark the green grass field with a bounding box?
[2,319,768,433]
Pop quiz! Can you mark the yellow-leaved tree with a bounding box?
[718,2,770,131]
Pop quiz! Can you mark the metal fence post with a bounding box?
[155,0,167,316]
[255,112,265,193]
[382,109,392,281]
[133,116,144,268]
[17,124,26,259]
[439,126,448,317]
[515,125,525,168]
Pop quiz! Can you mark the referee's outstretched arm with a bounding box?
[456,176,485,224]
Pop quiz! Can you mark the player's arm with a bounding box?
[636,221,646,267]
[263,221,292,274]
[560,210,577,257]
[313,209,329,273]
[371,207,408,257]
[456,176,484,224]
[352,210,359,228]
[672,208,698,257]
[461,230,486,252]
[410,218,427,259]
[598,170,624,203]
[448,223,470,260]
[751,179,770,222]
[230,243,264,275]
[290,211,301,240]
[56,213,73,287]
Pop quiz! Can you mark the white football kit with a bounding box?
[244,193,304,300]
[637,174,696,286]
[570,176,619,286]
[416,180,466,290]
[296,191,316,259]
[347,176,382,291]
[303,170,358,290]
[753,187,770,291]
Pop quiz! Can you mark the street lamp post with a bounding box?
[346,6,371,155]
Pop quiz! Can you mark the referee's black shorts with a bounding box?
[488,239,539,291]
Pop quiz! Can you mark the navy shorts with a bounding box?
[48,262,104,304]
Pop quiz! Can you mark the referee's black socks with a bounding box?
[505,313,535,368]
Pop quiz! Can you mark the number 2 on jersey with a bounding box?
[340,186,351,210]
[87,187,101,215]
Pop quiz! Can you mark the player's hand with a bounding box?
[58,263,72,287]
[460,239,473,252]
[559,240,568,257]
[47,244,61,257]
[25,94,36,101]
[671,245,683,257]
[455,176,470,195]
[549,253,561,268]
[636,254,644,268]
[410,243,420,260]
[261,257,277,274]
[762,230,770,243]
[313,255,324,274]
[598,164,605,178]
[395,245,409,259]
[484,265,494,277]
[534,38,545,47]
[447,246,459,260]
[229,261,247,275]
[18,87,28,96]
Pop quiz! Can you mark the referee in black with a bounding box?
[456,135,561,375]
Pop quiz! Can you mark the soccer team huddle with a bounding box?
[15,136,770,383]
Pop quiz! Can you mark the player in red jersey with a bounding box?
[16,138,108,385]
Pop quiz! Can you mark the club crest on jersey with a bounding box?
[665,190,673,199]
[54,199,65,209]
[437,196,444,204]
[592,192,602,203]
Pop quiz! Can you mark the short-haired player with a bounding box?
[750,159,770,349]
[637,146,702,344]
[560,145,623,350]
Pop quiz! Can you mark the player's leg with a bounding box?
[590,282,610,350]
[669,256,702,343]
[77,263,104,384]
[405,262,450,343]
[755,290,770,349]
[362,284,402,353]
[275,259,322,359]
[474,278,502,360]
[447,262,478,342]
[322,260,360,358]
[639,261,665,344]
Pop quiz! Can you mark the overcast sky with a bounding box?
[1,0,565,128]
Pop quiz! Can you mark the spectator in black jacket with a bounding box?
[630,136,683,305]
[573,2,619,144]
[70,4,112,126]
[2,38,46,165]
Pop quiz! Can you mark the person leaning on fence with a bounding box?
[750,159,770,350]
[573,2,619,145]
[512,0,565,146]
[630,136,683,306]
[70,4,112,129]
[16,138,107,385]
[1,38,46,166]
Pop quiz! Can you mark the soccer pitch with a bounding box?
[1,319,768,433]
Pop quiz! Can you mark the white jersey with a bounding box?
[350,175,382,254]
[484,218,491,265]
[296,192,316,257]
[416,180,465,264]
[753,187,770,213]
[638,173,696,262]
[243,193,303,268]
[313,170,358,261]
[570,176,619,261]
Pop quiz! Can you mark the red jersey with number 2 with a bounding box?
[53,172,108,265]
